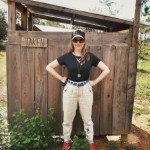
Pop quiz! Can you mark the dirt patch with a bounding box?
[94,125,150,150]
[130,124,150,150]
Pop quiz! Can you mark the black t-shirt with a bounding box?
[57,52,100,82]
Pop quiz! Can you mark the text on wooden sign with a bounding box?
[21,37,47,47]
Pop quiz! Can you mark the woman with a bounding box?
[46,30,110,150]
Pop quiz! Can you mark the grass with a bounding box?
[135,47,150,99]
[133,104,150,116]
[133,46,150,131]
[0,51,6,108]
[0,53,6,80]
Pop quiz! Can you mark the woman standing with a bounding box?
[46,30,110,150]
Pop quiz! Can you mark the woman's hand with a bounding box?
[61,76,67,83]
[61,76,67,86]
[89,80,96,87]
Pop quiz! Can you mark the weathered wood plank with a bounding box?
[89,46,102,135]
[87,33,129,46]
[132,0,142,47]
[7,45,21,120]
[125,47,137,132]
[21,47,34,116]
[21,37,47,47]
[112,46,129,134]
[28,12,33,31]
[100,45,116,135]
[47,45,62,134]
[8,31,129,46]
[34,48,48,119]
[21,6,27,30]
[8,1,16,31]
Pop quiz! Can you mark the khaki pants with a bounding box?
[62,81,94,144]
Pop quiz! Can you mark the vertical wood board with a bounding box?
[125,47,137,132]
[21,47,34,116]
[7,45,21,120]
[34,48,48,119]
[112,46,129,134]
[47,45,62,134]
[100,45,116,134]
[89,46,102,135]
[8,1,16,31]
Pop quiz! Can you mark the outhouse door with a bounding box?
[7,31,136,135]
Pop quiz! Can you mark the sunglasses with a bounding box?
[72,38,85,43]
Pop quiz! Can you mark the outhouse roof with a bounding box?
[10,0,150,31]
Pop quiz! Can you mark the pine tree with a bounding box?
[0,9,7,41]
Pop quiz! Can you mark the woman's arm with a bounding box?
[46,59,67,83]
[89,61,110,86]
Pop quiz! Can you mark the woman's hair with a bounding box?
[68,40,90,64]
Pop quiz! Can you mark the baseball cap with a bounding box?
[72,30,85,40]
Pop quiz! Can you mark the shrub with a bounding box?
[106,142,119,150]
[70,131,90,150]
[9,108,60,150]
[0,114,9,150]
[126,144,135,150]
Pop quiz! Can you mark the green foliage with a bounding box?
[104,137,109,144]
[0,114,9,150]
[9,108,61,150]
[70,132,90,150]
[126,145,135,150]
[119,138,126,146]
[106,142,119,150]
[142,0,150,16]
[0,9,7,41]
[146,17,150,22]
[138,45,150,56]
[104,137,136,150]
[33,18,41,25]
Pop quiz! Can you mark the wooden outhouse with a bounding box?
[7,0,147,135]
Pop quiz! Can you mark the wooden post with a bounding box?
[126,0,142,133]
[8,0,16,31]
[127,26,133,46]
[28,12,33,31]
[132,0,142,47]
[21,7,27,30]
